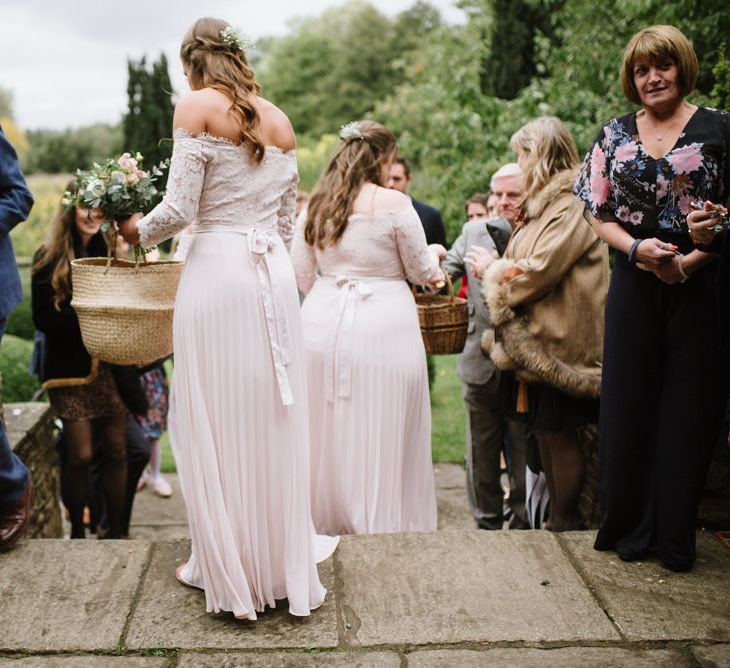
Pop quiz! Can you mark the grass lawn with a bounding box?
[159,353,466,474]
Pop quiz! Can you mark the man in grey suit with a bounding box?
[442,163,528,530]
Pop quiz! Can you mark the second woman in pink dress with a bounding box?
[292,120,445,535]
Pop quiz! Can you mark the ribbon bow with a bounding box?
[325,276,373,401]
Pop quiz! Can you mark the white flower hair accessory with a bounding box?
[339,121,365,142]
[220,26,255,52]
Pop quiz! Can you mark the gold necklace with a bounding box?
[641,104,687,142]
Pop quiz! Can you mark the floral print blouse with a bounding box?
[574,107,729,238]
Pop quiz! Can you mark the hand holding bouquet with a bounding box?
[63,152,169,223]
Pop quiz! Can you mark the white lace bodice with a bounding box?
[137,129,298,248]
[291,207,439,293]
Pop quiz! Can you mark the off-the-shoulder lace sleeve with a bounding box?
[276,159,299,250]
[290,210,317,294]
[137,135,210,248]
[393,206,439,284]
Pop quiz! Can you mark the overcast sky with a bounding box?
[0,0,465,131]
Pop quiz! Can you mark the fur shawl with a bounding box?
[480,169,608,399]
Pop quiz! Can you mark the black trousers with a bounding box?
[595,252,730,567]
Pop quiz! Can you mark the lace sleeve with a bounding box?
[276,159,299,250]
[394,206,439,284]
[137,136,210,248]
[290,211,317,294]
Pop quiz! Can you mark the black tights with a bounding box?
[62,415,127,538]
[536,427,585,532]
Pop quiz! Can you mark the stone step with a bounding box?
[0,530,728,662]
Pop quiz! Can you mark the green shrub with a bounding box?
[5,295,34,341]
[0,335,38,403]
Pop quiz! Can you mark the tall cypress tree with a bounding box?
[478,0,557,100]
[123,54,175,186]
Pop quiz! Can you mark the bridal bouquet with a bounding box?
[63,152,169,222]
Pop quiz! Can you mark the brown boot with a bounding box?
[0,479,32,551]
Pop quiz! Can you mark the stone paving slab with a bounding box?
[177,651,401,667]
[433,463,464,489]
[692,644,730,667]
[125,540,338,650]
[407,648,694,667]
[129,525,190,541]
[132,475,187,526]
[560,532,730,641]
[335,530,619,646]
[0,658,170,667]
[0,540,150,652]
[436,486,475,532]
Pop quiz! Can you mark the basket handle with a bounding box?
[411,263,454,303]
[105,222,148,274]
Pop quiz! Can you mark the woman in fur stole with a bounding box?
[471,117,609,531]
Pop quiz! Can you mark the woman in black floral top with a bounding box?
[574,25,730,572]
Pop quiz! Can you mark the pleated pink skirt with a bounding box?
[301,275,438,535]
[169,229,337,620]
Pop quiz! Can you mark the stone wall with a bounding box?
[6,401,63,538]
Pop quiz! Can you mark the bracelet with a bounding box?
[627,238,642,264]
[676,254,689,283]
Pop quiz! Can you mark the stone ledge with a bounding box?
[6,401,62,539]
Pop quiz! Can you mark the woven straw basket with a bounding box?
[413,268,468,355]
[71,257,183,365]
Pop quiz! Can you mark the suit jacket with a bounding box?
[0,126,34,319]
[411,198,447,247]
[442,216,512,385]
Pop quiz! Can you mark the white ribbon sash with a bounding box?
[194,226,293,407]
[324,276,373,402]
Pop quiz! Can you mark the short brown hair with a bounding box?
[394,156,410,177]
[465,193,490,216]
[620,25,698,105]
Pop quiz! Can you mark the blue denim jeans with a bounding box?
[0,317,30,505]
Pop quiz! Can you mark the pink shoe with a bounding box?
[151,475,172,498]
[175,562,202,590]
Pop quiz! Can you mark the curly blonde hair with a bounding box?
[180,17,264,163]
[304,121,397,249]
[510,116,579,203]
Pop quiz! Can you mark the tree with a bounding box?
[0,86,13,119]
[23,124,123,174]
[711,44,730,110]
[1,118,29,164]
[257,0,443,137]
[123,54,175,184]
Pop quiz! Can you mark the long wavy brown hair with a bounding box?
[180,17,264,163]
[32,180,83,310]
[305,121,397,249]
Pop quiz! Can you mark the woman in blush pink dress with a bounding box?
[118,17,336,621]
[291,120,445,535]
